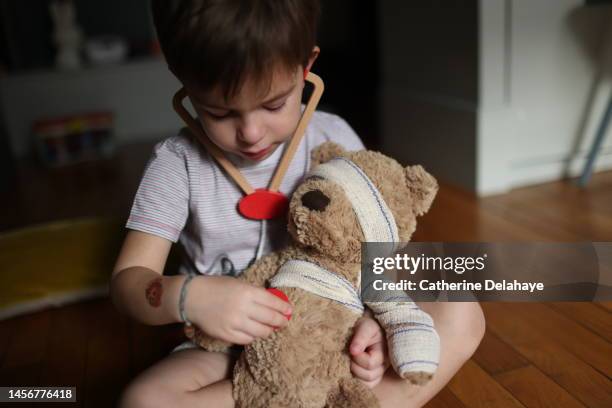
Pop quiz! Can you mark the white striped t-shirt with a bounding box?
[126,110,364,276]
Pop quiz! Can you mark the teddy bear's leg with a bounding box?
[233,368,303,408]
[324,377,380,408]
[232,355,272,408]
[232,347,305,408]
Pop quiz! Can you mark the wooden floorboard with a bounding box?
[483,302,612,408]
[494,365,587,408]
[1,163,611,407]
[508,302,612,378]
[448,360,525,408]
[424,386,469,408]
[1,309,53,374]
[472,329,530,376]
[0,315,16,367]
[83,300,132,408]
[39,304,89,392]
[595,301,612,313]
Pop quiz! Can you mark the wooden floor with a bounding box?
[0,163,611,407]
[417,171,612,408]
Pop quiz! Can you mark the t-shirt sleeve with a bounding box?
[322,114,365,151]
[126,137,190,242]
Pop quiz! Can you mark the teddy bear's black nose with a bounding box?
[301,189,330,211]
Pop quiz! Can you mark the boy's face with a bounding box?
[187,66,306,163]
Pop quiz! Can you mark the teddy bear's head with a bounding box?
[288,142,438,263]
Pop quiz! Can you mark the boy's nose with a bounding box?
[237,116,263,145]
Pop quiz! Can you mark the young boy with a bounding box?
[111,1,485,407]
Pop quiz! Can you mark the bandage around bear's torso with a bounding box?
[269,259,364,314]
[269,258,440,378]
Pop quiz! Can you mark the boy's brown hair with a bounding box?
[151,0,320,100]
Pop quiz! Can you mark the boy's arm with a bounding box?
[111,230,184,325]
[113,230,292,349]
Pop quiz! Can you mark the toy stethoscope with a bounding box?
[172,72,325,271]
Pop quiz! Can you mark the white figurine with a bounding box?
[49,0,83,70]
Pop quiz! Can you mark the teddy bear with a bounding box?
[186,142,441,407]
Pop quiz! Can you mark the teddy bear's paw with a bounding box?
[203,339,233,353]
[185,326,232,352]
[402,371,433,386]
[198,336,232,352]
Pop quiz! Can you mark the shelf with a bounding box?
[1,56,166,83]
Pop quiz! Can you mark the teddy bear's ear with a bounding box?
[405,165,438,216]
[310,142,346,168]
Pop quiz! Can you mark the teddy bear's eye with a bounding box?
[301,189,330,212]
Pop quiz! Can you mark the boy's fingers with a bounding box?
[350,361,386,388]
[350,318,382,355]
[255,288,293,316]
[351,351,372,368]
[230,330,255,345]
[239,319,274,340]
[247,303,290,328]
[351,343,385,369]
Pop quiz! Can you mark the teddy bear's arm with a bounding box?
[236,251,287,288]
[365,300,440,385]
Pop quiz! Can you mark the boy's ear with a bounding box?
[404,165,439,216]
[311,142,346,168]
[304,46,320,76]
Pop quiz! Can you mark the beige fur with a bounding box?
[188,142,438,407]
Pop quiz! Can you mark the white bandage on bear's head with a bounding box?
[308,157,400,244]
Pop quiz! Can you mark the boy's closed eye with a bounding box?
[201,81,295,118]
[205,109,233,120]
[204,100,287,121]
[263,101,286,111]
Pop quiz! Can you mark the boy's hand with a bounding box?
[349,314,389,388]
[187,276,292,345]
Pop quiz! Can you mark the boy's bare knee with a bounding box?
[375,370,427,407]
[421,301,485,360]
[447,302,486,359]
[466,302,486,352]
[119,379,175,408]
[119,349,236,408]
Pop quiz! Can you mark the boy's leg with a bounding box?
[372,302,485,408]
[119,349,235,408]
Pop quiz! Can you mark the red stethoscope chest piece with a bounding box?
[238,189,289,220]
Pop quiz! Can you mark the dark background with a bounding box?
[0,0,381,146]
[0,0,478,231]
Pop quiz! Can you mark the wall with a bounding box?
[380,0,612,195]
[479,0,612,194]
[378,1,479,191]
